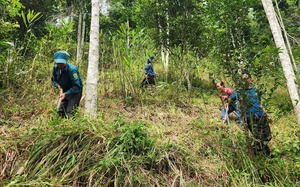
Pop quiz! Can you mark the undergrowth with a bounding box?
[0,77,299,186]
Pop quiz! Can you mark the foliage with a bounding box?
[106,23,156,104]
[0,9,44,89]
[105,0,137,32]
[0,0,23,41]
[1,0,300,186]
[0,119,193,186]
[1,88,299,186]
[17,0,64,39]
[206,0,270,78]
[21,9,42,29]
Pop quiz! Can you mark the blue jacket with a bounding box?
[51,63,83,95]
[230,86,264,118]
[144,62,155,77]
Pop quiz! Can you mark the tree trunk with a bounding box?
[161,47,169,73]
[164,4,170,75]
[76,11,83,65]
[81,12,86,54]
[76,9,87,65]
[85,0,100,118]
[262,0,300,124]
[159,1,169,78]
[275,0,299,77]
[185,72,191,90]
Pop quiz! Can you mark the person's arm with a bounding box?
[260,102,267,113]
[51,66,59,88]
[144,64,150,76]
[218,92,225,107]
[220,88,232,105]
[221,88,232,100]
[256,87,272,121]
[260,102,272,121]
[64,70,82,95]
[229,91,237,103]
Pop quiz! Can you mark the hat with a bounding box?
[242,73,251,79]
[150,56,155,60]
[54,51,69,64]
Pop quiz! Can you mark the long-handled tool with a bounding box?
[224,104,236,148]
[56,89,63,110]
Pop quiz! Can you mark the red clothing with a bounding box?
[218,87,233,103]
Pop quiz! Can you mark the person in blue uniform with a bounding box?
[51,51,83,118]
[141,56,156,88]
[230,73,272,156]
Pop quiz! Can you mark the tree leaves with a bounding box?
[21,9,42,29]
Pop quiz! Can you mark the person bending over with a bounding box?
[141,56,156,88]
[216,81,242,126]
[51,51,83,118]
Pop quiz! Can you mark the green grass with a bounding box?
[0,73,299,186]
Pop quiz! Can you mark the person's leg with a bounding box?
[65,92,82,118]
[263,144,271,156]
[148,76,155,85]
[246,117,253,132]
[250,115,272,156]
[259,116,272,142]
[58,99,68,118]
[246,117,260,155]
[221,107,226,121]
[226,104,236,122]
[140,78,148,88]
[228,104,235,114]
[259,116,272,156]
[232,102,243,127]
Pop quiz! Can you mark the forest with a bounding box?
[1,0,300,186]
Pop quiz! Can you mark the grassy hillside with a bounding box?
[0,70,299,186]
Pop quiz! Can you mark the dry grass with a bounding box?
[1,81,299,186]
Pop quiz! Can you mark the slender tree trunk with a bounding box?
[76,9,86,65]
[160,45,169,75]
[76,11,83,65]
[80,12,86,64]
[159,0,169,77]
[81,12,86,52]
[275,0,299,77]
[70,3,75,22]
[185,72,191,90]
[164,3,170,74]
[85,0,100,118]
[160,45,165,69]
[262,0,300,124]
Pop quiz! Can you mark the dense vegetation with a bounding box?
[1,0,300,186]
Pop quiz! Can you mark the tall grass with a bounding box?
[1,118,200,186]
[1,82,300,186]
[1,48,299,186]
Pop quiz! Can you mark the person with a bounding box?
[51,51,83,118]
[216,81,242,126]
[230,73,272,156]
[141,56,156,88]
